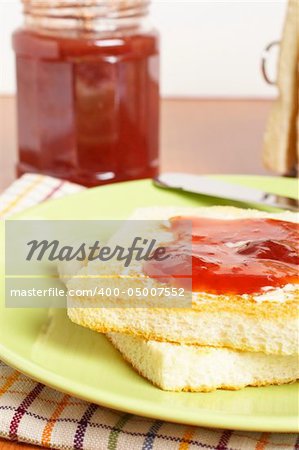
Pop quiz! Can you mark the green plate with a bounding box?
[0,175,298,432]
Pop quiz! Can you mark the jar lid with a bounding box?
[22,0,150,32]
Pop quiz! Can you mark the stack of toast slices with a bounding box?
[60,206,299,392]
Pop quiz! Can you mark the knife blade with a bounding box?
[154,173,299,212]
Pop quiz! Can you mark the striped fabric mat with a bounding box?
[0,174,298,450]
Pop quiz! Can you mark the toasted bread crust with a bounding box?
[68,287,299,347]
[191,291,299,318]
[69,285,299,318]
[68,304,298,354]
[157,378,297,393]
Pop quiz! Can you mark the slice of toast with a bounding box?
[107,332,299,392]
[263,0,299,174]
[66,206,299,355]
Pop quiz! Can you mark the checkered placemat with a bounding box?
[0,174,298,450]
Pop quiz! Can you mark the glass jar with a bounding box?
[13,0,159,186]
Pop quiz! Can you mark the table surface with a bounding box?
[0,96,274,449]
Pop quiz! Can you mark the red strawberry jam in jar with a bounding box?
[13,0,159,186]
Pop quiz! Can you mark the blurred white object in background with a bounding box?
[0,0,287,98]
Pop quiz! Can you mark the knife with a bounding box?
[154,173,299,212]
